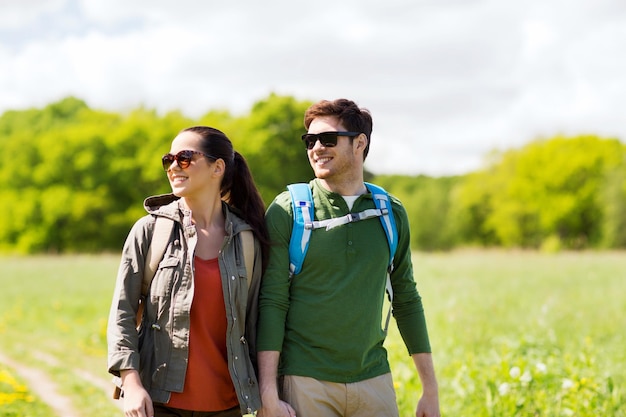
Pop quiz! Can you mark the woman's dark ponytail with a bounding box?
[226,151,270,267]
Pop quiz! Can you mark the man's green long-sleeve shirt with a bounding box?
[257,179,432,383]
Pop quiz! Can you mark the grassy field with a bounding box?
[0,251,624,416]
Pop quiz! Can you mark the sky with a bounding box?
[1,0,625,176]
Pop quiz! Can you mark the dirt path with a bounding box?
[0,351,82,417]
[0,350,123,417]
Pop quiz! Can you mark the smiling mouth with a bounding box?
[170,175,188,183]
[315,156,332,165]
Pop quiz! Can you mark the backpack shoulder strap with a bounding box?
[364,182,398,269]
[142,216,174,296]
[115,215,173,399]
[365,182,398,335]
[240,230,254,289]
[287,183,314,277]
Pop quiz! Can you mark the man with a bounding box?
[257,99,440,417]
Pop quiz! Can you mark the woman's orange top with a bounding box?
[167,257,238,411]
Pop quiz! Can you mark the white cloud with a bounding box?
[1,0,625,176]
[0,0,66,28]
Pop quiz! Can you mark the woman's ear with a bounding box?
[212,158,226,178]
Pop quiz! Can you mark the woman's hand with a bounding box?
[120,370,154,417]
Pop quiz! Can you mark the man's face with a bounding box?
[305,116,362,182]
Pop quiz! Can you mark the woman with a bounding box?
[108,126,268,417]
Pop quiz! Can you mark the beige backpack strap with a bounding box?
[240,230,254,289]
[142,216,173,296]
[114,215,173,400]
[135,216,172,328]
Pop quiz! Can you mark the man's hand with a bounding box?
[257,351,296,417]
[415,391,440,417]
[257,396,297,417]
[412,353,440,417]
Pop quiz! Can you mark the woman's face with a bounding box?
[165,131,216,198]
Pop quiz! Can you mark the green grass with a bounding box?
[389,250,626,416]
[1,252,625,416]
[0,255,121,417]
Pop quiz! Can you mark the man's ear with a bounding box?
[355,133,368,152]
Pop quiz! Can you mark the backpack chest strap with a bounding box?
[306,208,388,231]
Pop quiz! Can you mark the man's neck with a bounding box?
[318,177,367,196]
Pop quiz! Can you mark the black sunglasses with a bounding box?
[301,131,361,150]
[162,150,216,171]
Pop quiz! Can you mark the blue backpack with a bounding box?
[287,182,398,332]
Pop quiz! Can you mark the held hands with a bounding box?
[257,395,296,417]
[256,352,296,417]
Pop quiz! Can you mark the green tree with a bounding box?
[454,135,625,249]
[374,175,460,251]
[0,98,113,252]
[600,161,626,248]
[7,96,623,254]
[0,94,311,253]
[0,99,194,253]
[237,94,313,205]
[449,167,499,247]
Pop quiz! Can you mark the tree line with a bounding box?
[1,95,624,253]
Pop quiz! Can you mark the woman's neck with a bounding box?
[182,195,226,260]
[181,195,224,229]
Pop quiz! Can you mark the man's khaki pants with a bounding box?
[282,373,399,417]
